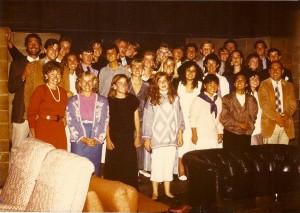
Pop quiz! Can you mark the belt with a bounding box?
[39,114,63,122]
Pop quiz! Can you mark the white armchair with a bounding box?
[0,137,94,212]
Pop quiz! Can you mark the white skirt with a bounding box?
[150,146,176,182]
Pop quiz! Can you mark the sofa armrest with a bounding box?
[87,176,138,212]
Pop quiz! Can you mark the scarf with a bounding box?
[199,92,218,118]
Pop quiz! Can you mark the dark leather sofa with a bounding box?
[182,145,300,211]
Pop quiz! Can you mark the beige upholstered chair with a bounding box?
[0,138,55,211]
[0,137,94,212]
[25,149,94,212]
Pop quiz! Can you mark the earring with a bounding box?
[231,62,233,66]
[113,87,116,90]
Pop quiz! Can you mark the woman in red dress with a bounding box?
[27,61,68,149]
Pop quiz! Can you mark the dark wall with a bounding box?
[1,1,299,52]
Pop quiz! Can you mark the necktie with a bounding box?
[87,66,91,72]
[275,83,282,113]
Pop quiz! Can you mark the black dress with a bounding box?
[104,94,140,189]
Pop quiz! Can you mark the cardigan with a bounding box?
[66,94,109,143]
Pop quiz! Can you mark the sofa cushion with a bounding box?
[0,138,54,208]
[25,149,94,212]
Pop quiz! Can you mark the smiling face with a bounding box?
[93,43,103,58]
[248,57,259,71]
[268,51,281,62]
[80,51,93,66]
[26,37,41,57]
[249,74,260,90]
[186,47,197,61]
[185,65,197,81]
[219,49,229,62]
[157,76,169,91]
[59,40,71,59]
[106,48,119,63]
[125,44,137,58]
[204,81,218,97]
[206,59,219,74]
[131,62,143,77]
[114,77,129,95]
[163,59,175,76]
[234,74,247,92]
[254,43,267,57]
[45,44,59,61]
[269,62,284,82]
[143,54,155,69]
[45,68,62,87]
[67,55,78,71]
[158,47,171,62]
[172,48,184,61]
[200,43,214,57]
[79,75,94,94]
[117,41,127,58]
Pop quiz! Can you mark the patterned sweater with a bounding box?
[142,93,185,149]
[66,94,109,143]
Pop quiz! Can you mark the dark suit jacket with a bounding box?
[258,78,297,139]
[8,57,28,123]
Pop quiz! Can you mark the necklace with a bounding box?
[46,83,60,102]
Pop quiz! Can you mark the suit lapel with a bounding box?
[281,80,287,112]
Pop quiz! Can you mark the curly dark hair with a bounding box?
[178,61,203,89]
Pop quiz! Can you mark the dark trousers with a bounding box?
[223,129,251,151]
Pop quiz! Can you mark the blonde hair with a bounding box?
[158,57,178,78]
[75,71,99,93]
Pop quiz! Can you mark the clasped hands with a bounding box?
[81,137,98,147]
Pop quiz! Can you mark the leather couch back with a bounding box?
[183,145,300,206]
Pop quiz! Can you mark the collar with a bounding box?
[27,55,39,62]
[271,78,282,87]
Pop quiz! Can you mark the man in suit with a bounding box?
[254,40,268,70]
[258,61,297,144]
[115,38,129,66]
[8,33,42,163]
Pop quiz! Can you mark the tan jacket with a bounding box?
[60,66,71,92]
[258,78,297,139]
[23,59,45,119]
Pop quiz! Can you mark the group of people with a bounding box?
[6,27,297,200]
